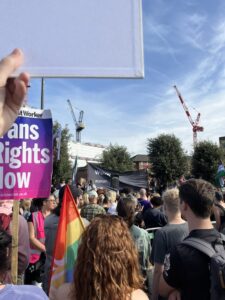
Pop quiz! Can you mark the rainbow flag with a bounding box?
[49,185,84,299]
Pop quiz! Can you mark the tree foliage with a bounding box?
[52,121,72,185]
[191,141,224,183]
[101,144,133,172]
[147,134,187,189]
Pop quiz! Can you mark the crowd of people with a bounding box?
[1,50,225,300]
[1,180,225,300]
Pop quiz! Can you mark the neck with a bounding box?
[42,207,50,218]
[167,212,185,224]
[187,217,213,232]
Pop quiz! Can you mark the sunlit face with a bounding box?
[0,200,14,209]
[0,200,14,215]
[46,195,57,210]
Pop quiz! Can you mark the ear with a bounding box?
[182,201,188,212]
[163,204,167,212]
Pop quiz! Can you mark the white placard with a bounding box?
[0,0,144,78]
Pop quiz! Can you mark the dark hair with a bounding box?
[0,230,12,275]
[120,187,132,195]
[151,195,162,207]
[117,198,136,228]
[179,179,215,218]
[215,191,223,202]
[53,184,83,217]
[30,198,48,212]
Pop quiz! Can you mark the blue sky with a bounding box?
[28,0,225,156]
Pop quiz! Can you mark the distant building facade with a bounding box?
[68,141,106,168]
[219,136,225,149]
[132,154,150,171]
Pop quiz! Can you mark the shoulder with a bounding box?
[45,213,59,225]
[1,285,48,299]
[27,213,33,223]
[131,289,148,300]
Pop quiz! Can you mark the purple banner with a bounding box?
[0,107,53,200]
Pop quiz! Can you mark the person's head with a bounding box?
[88,190,98,204]
[43,194,57,211]
[179,179,215,219]
[103,197,109,207]
[0,230,12,277]
[0,200,14,215]
[66,178,72,185]
[31,198,48,212]
[69,185,83,205]
[20,199,32,211]
[151,193,162,207]
[106,190,117,204]
[163,188,180,215]
[72,215,143,300]
[97,194,105,205]
[139,188,147,198]
[120,187,132,195]
[82,193,89,206]
[60,178,65,185]
[117,198,136,228]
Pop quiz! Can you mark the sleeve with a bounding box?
[151,229,166,265]
[18,215,30,273]
[27,213,33,223]
[163,246,183,289]
[160,213,167,226]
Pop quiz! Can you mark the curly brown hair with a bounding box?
[71,215,143,300]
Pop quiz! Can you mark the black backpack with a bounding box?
[182,235,225,300]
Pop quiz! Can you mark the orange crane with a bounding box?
[174,85,203,147]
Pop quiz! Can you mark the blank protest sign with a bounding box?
[0,0,144,78]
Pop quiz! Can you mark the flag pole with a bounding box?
[11,201,20,284]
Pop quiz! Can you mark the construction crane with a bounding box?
[67,99,85,143]
[174,85,203,148]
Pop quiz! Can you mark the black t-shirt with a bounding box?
[163,228,221,300]
[143,207,167,229]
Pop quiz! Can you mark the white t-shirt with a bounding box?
[0,285,48,300]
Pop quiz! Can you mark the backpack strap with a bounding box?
[181,237,216,258]
[219,233,225,242]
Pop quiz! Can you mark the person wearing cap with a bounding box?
[80,190,106,222]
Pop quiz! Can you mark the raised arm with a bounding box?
[0,49,29,136]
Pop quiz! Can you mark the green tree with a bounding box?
[101,144,133,172]
[147,134,187,189]
[52,121,72,185]
[191,141,224,183]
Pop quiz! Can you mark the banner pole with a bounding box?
[11,201,19,284]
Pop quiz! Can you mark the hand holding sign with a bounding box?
[0,49,29,137]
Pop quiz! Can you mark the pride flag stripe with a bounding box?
[49,185,84,299]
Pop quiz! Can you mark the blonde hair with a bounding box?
[162,188,180,214]
[21,199,31,210]
[106,190,117,203]
[82,193,89,205]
